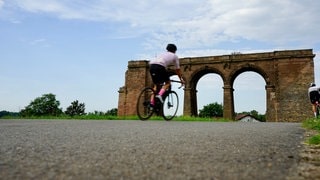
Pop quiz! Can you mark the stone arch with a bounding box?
[118,49,315,122]
[229,64,270,87]
[190,66,226,87]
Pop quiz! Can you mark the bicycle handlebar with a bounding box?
[170,80,184,89]
[170,80,183,83]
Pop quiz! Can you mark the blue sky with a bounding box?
[1,0,320,114]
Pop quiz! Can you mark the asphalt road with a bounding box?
[0,120,304,180]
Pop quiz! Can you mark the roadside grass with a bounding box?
[308,134,320,145]
[303,118,320,145]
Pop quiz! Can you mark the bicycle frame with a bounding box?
[154,80,183,94]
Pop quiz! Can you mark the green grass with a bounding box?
[303,118,320,131]
[303,118,320,145]
[308,134,320,145]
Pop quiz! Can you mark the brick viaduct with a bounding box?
[118,49,315,122]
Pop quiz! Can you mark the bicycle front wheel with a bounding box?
[162,91,179,121]
[136,87,155,120]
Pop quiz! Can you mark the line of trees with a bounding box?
[0,111,19,118]
[15,93,117,117]
[2,94,264,120]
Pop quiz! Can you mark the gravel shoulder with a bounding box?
[287,129,320,180]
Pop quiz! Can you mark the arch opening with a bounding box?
[197,74,224,116]
[233,71,266,120]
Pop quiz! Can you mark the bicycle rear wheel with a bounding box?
[162,91,179,121]
[136,87,155,120]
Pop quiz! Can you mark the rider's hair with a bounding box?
[310,83,316,87]
[166,44,177,53]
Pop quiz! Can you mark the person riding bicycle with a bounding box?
[308,82,320,118]
[149,44,185,105]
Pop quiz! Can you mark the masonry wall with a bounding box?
[118,61,151,116]
[275,52,314,122]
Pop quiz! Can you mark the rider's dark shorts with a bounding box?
[309,91,320,104]
[149,64,169,84]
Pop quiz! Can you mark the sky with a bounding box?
[1,0,320,115]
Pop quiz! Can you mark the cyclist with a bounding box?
[149,44,185,105]
[308,83,320,118]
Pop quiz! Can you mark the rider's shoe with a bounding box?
[149,103,154,111]
[156,95,164,104]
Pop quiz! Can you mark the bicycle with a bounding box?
[136,80,183,121]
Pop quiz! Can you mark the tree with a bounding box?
[249,110,259,118]
[20,93,62,117]
[65,100,86,116]
[199,102,223,117]
[105,108,117,116]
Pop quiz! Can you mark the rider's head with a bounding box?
[310,83,316,87]
[166,44,177,53]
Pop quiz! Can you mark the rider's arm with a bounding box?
[175,68,185,84]
[173,54,185,85]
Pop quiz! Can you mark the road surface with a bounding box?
[0,120,304,179]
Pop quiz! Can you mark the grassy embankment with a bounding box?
[303,118,320,145]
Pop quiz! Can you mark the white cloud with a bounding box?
[9,19,21,23]
[6,0,320,52]
[12,0,58,12]
[7,0,320,45]
[219,1,320,45]
[0,0,4,8]
[29,38,46,45]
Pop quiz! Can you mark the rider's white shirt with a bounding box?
[309,86,320,93]
[149,51,180,69]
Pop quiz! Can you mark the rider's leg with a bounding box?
[158,80,171,96]
[312,104,317,117]
[155,81,171,103]
[150,84,157,106]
